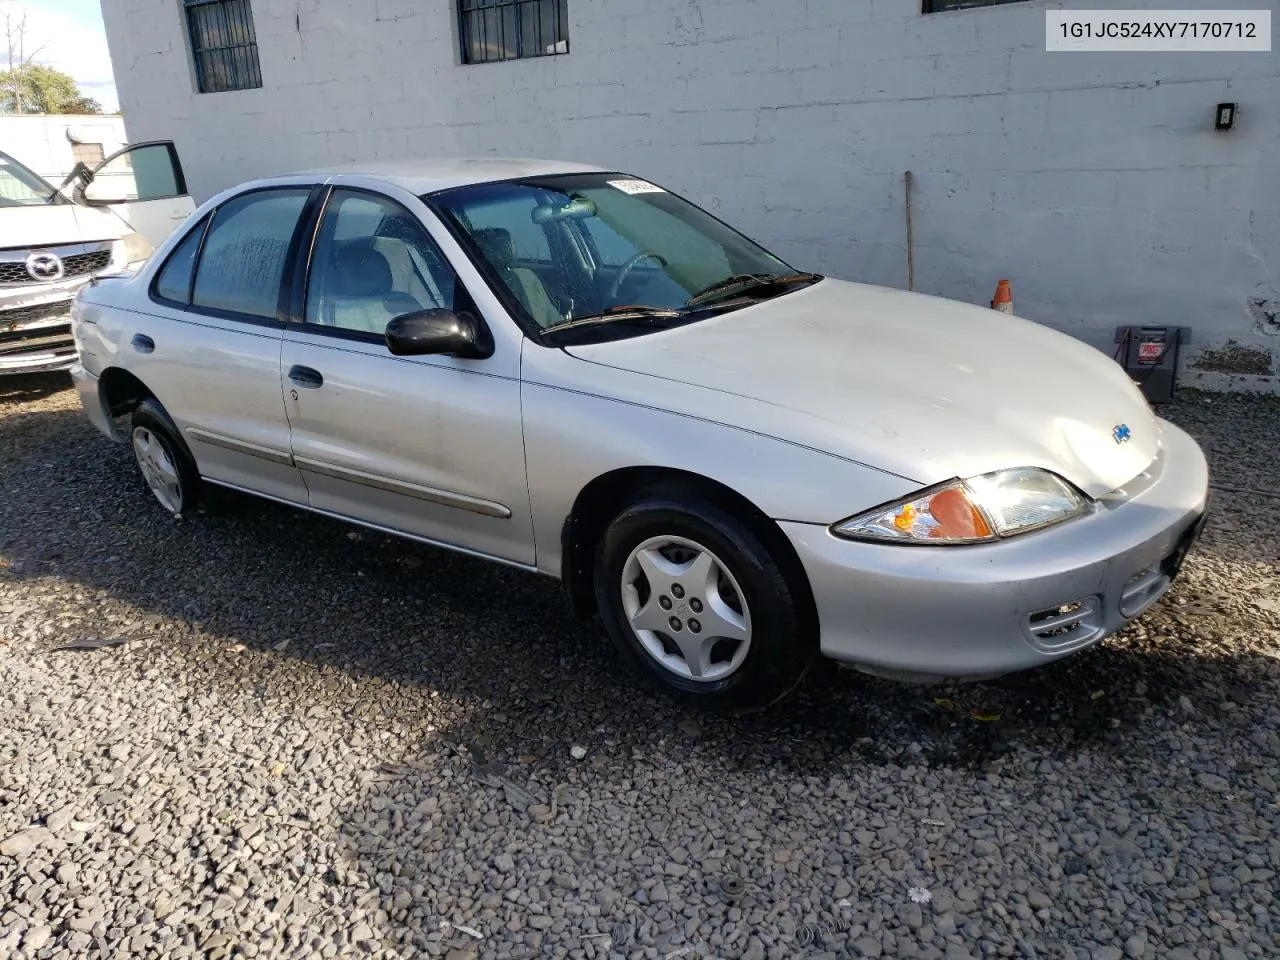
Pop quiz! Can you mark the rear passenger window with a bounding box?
[191,189,310,319]
[153,218,207,305]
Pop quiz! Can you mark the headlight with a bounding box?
[832,468,1089,545]
[110,231,154,270]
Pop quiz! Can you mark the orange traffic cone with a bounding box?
[991,279,1013,314]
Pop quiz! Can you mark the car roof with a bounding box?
[267,157,610,195]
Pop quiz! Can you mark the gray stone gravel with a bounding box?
[1,375,1278,960]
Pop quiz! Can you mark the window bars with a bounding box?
[459,0,570,64]
[183,0,263,93]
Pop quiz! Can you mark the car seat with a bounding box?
[471,227,561,327]
[325,241,424,334]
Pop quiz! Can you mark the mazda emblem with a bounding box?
[25,252,65,282]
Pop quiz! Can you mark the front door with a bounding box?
[279,185,534,565]
[80,141,196,248]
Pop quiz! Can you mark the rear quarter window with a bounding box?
[153,218,207,305]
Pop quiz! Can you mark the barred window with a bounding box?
[71,143,105,168]
[924,0,1028,12]
[183,0,263,93]
[459,0,569,64]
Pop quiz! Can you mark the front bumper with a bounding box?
[782,421,1210,680]
[0,296,79,376]
[71,363,126,442]
[0,249,113,376]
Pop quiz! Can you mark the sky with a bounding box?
[2,0,119,112]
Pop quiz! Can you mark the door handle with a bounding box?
[131,333,155,354]
[288,365,324,389]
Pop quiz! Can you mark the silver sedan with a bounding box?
[70,159,1210,707]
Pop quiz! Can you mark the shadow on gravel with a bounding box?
[0,371,73,406]
[4,389,1279,957]
[2,402,1275,780]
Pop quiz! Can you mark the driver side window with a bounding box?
[306,190,458,336]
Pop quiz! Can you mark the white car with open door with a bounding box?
[0,141,193,374]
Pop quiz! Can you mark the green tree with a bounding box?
[68,94,104,115]
[0,63,101,115]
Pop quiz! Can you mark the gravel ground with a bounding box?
[1,374,1278,960]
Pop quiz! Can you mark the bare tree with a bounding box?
[2,7,46,115]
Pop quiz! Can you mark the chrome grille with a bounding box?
[0,249,112,284]
[1025,597,1103,652]
[1,300,72,330]
[0,323,73,355]
[0,302,72,357]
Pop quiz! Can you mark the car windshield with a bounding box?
[0,151,59,207]
[428,173,818,337]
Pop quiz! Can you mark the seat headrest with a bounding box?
[331,241,393,298]
[378,214,423,244]
[473,227,515,270]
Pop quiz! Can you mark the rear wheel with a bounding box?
[130,399,202,517]
[594,491,815,709]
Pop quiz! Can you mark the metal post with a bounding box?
[904,171,915,292]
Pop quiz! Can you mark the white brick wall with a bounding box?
[98,0,1280,369]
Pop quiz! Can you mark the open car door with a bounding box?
[77,141,196,248]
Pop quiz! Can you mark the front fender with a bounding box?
[521,378,919,578]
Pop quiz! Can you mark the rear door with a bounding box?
[79,141,196,247]
[278,183,534,565]
[132,185,315,503]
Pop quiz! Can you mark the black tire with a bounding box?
[129,398,203,517]
[593,489,816,710]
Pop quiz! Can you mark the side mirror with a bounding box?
[82,176,134,205]
[385,308,494,359]
[58,162,93,202]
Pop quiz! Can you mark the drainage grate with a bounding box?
[1026,597,1103,652]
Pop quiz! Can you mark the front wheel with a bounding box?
[594,492,815,710]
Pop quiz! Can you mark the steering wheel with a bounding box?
[606,251,667,303]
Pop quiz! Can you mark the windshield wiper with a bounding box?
[540,306,685,336]
[684,272,821,308]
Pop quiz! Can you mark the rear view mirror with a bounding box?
[531,198,597,224]
[385,309,494,360]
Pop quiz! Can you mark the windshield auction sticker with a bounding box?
[607,179,666,195]
[1047,10,1270,50]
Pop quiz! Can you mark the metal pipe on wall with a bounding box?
[904,170,915,292]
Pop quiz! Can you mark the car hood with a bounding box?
[563,279,1160,498]
[0,202,128,248]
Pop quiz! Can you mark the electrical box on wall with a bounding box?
[1215,102,1237,131]
[1113,326,1190,404]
